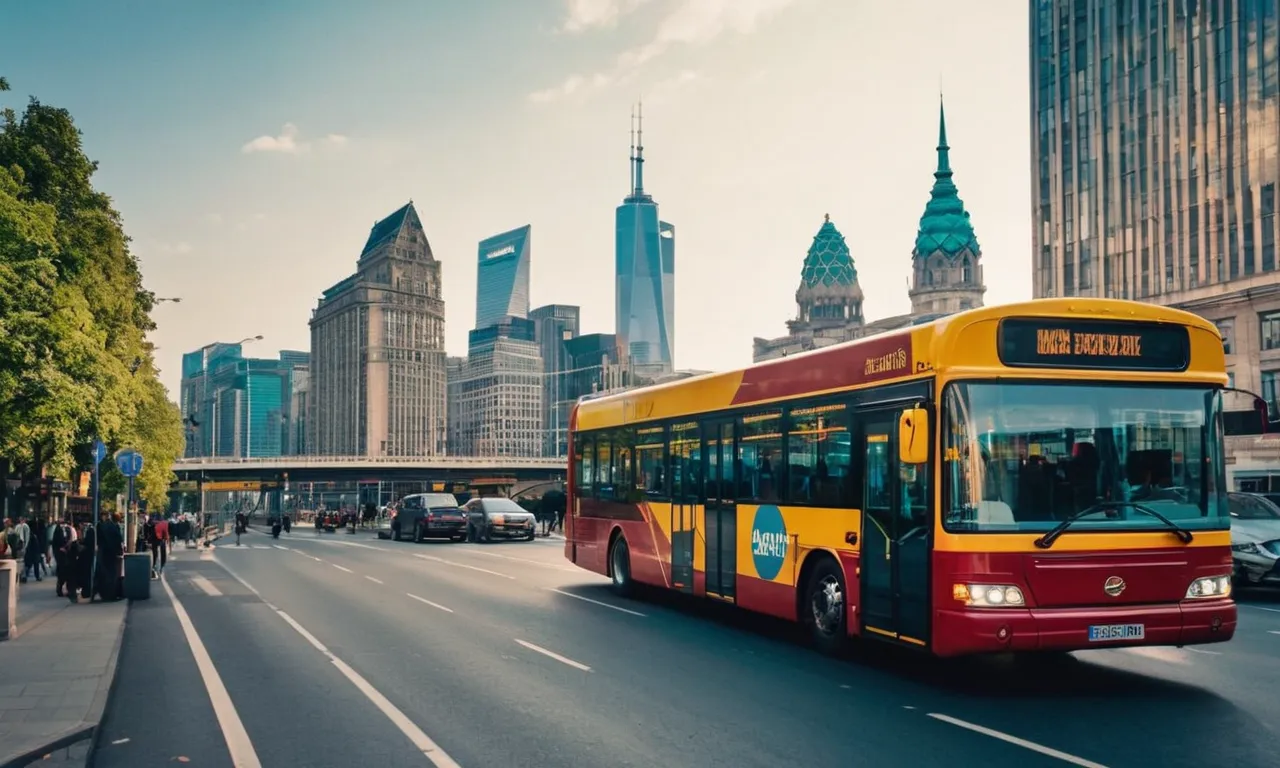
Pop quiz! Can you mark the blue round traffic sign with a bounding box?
[750,504,789,581]
[114,448,144,478]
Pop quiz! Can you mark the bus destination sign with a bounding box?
[998,317,1190,372]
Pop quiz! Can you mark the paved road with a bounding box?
[93,529,1280,767]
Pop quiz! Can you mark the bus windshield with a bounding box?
[942,381,1228,533]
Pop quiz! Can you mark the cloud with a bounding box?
[204,213,223,225]
[559,0,652,33]
[644,69,703,104]
[240,123,348,154]
[531,0,800,103]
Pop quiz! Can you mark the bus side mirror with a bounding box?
[1223,388,1270,436]
[898,407,930,465]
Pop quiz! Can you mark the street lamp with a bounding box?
[238,335,264,458]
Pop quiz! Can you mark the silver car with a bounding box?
[1227,491,1280,586]
[464,497,536,542]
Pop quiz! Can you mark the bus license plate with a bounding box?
[1088,624,1145,642]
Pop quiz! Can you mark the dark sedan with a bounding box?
[464,497,536,542]
[386,493,467,543]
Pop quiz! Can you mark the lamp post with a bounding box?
[237,335,264,458]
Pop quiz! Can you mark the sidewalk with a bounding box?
[0,578,128,767]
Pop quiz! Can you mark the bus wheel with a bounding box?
[610,535,634,597]
[805,558,847,655]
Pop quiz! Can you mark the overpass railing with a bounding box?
[172,455,567,470]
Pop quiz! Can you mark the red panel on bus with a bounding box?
[730,331,914,405]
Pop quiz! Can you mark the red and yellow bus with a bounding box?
[564,298,1258,657]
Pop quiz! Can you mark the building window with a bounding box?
[1263,371,1280,420]
[1214,319,1234,354]
[1261,311,1280,351]
[1227,372,1235,388]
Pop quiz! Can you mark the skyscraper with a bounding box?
[1030,0,1280,487]
[530,304,580,457]
[446,317,543,457]
[616,104,676,374]
[179,344,309,458]
[475,225,532,328]
[310,201,447,456]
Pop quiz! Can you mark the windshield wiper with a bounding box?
[1034,501,1195,549]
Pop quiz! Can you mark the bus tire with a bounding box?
[804,557,847,655]
[609,535,634,597]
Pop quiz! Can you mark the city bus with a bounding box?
[563,298,1266,657]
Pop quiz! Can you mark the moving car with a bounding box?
[1228,491,1280,587]
[387,493,467,542]
[464,497,536,542]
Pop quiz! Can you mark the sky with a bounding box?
[0,0,1031,398]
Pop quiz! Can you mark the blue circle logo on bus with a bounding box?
[751,504,788,581]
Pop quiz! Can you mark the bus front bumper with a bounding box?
[931,599,1237,657]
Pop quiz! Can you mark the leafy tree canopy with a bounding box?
[0,76,183,509]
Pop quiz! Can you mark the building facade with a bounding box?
[564,333,632,399]
[475,225,532,329]
[309,201,448,456]
[180,344,309,458]
[1030,0,1280,488]
[446,317,544,457]
[530,304,581,457]
[616,106,676,374]
[754,101,986,362]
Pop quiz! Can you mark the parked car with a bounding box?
[464,497,536,542]
[1227,491,1280,587]
[386,493,467,542]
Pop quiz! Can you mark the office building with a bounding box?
[180,345,309,458]
[1030,0,1280,487]
[530,304,581,457]
[476,225,532,329]
[616,105,676,375]
[447,317,544,457]
[564,333,632,400]
[310,201,447,456]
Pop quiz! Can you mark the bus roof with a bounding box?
[574,298,1226,432]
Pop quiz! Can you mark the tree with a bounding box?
[0,76,184,512]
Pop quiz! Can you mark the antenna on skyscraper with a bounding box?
[629,106,636,194]
[634,100,645,194]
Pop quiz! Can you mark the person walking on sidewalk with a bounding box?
[96,513,124,602]
[51,516,77,598]
[150,514,170,576]
[235,511,248,546]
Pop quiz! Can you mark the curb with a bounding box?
[0,599,130,768]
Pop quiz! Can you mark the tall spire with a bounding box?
[629,107,636,194]
[936,94,952,179]
[633,101,645,195]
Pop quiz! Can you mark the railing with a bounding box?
[172,455,566,469]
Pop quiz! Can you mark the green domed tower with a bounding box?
[909,97,985,315]
[787,214,865,334]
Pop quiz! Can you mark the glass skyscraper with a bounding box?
[1030,0,1280,488]
[616,107,675,373]
[475,225,532,329]
[180,345,309,459]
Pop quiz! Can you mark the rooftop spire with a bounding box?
[633,101,645,195]
[936,94,952,179]
[629,107,636,194]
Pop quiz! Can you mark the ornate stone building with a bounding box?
[754,99,986,363]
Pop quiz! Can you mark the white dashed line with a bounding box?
[216,562,461,767]
[332,563,354,574]
[365,575,384,585]
[407,593,454,613]
[272,545,289,551]
[514,639,592,672]
[160,578,261,767]
[1269,630,1280,636]
[546,588,647,617]
[927,713,1108,768]
[413,553,515,580]
[1186,647,1221,655]
[1241,604,1280,614]
[190,575,223,596]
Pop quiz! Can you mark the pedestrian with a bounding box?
[153,513,169,574]
[235,511,248,545]
[12,516,30,581]
[76,521,95,600]
[50,516,77,598]
[96,513,124,602]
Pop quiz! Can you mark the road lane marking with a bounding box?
[160,577,262,768]
[332,563,354,574]
[514,639,592,672]
[1117,647,1190,665]
[414,553,515,580]
[927,713,1107,768]
[215,562,462,768]
[1269,631,1280,635]
[1242,604,1280,614]
[190,575,223,596]
[366,575,384,585]
[407,594,454,613]
[465,549,579,571]
[272,545,289,551]
[1186,647,1221,655]
[546,588,647,617]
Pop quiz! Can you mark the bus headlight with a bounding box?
[1185,575,1232,599]
[953,583,1026,607]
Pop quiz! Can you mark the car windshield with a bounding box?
[943,382,1228,533]
[483,498,527,513]
[417,494,458,508]
[1229,494,1280,520]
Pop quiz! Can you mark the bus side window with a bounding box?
[613,428,635,502]
[595,436,614,499]
[738,410,783,502]
[636,426,668,499]
[786,402,854,507]
[578,434,594,500]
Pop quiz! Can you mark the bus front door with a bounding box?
[669,423,700,594]
[858,407,931,648]
[702,418,737,601]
